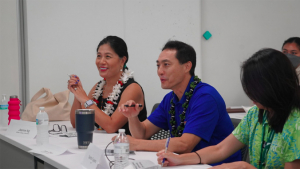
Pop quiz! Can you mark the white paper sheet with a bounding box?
[125,160,160,169]
[81,143,109,169]
[242,106,254,113]
[28,144,69,156]
[6,120,37,139]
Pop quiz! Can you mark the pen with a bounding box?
[68,74,79,79]
[124,104,142,107]
[161,137,170,167]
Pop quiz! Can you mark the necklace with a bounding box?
[92,69,134,115]
[169,76,201,137]
[259,111,275,169]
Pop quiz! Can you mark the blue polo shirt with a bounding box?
[148,76,241,165]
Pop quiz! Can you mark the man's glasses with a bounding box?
[48,124,68,135]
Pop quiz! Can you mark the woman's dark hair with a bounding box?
[282,37,300,50]
[162,40,196,76]
[241,48,300,133]
[97,36,128,70]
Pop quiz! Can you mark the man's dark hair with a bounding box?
[162,40,196,76]
[241,48,300,133]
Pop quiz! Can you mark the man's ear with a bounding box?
[184,61,192,74]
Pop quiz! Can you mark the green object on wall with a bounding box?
[203,31,212,40]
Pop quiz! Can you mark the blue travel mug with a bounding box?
[75,109,95,149]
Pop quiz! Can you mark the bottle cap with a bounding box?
[10,95,18,98]
[118,129,125,133]
[39,107,45,110]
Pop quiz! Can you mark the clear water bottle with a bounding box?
[0,94,9,127]
[114,129,129,169]
[36,107,49,145]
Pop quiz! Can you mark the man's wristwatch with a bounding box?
[84,100,96,108]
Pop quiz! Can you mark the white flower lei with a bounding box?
[92,69,134,115]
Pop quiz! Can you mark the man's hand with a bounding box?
[111,135,139,151]
[119,100,143,118]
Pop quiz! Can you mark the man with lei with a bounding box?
[119,40,241,166]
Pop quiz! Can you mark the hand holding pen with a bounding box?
[67,74,80,91]
[161,137,171,167]
[119,100,143,118]
[124,104,142,107]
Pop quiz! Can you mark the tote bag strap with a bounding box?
[30,87,53,102]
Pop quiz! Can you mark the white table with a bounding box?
[0,121,211,169]
[229,113,247,120]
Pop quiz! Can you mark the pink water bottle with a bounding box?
[8,95,21,125]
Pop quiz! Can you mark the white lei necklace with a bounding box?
[92,69,134,115]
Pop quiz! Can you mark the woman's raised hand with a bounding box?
[119,100,143,118]
[68,74,89,104]
[68,74,81,92]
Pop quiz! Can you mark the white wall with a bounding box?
[25,0,201,114]
[2,0,300,114]
[0,0,20,101]
[201,0,300,107]
[123,1,201,113]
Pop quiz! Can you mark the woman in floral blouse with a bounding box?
[157,48,300,169]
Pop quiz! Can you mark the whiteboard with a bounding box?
[25,0,202,115]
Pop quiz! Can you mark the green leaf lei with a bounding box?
[169,76,201,137]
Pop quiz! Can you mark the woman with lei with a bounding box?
[157,48,300,168]
[68,36,147,135]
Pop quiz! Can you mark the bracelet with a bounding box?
[194,151,201,164]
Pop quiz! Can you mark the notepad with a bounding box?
[125,160,159,169]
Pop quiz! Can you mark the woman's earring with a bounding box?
[120,68,123,72]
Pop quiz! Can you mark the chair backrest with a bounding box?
[150,129,170,140]
[150,103,170,140]
[151,103,160,113]
[241,144,250,162]
[231,118,240,128]
[231,118,250,163]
